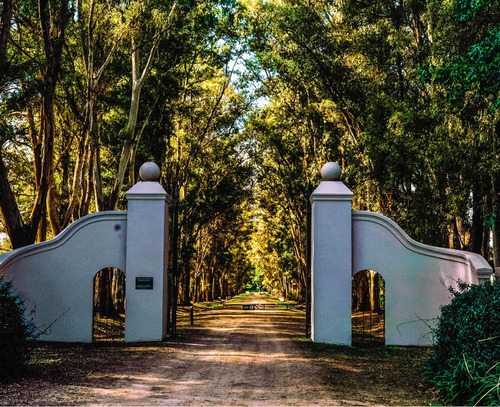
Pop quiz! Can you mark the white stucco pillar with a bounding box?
[311,162,353,344]
[125,162,171,342]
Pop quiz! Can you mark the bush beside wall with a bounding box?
[0,277,32,382]
[425,281,500,405]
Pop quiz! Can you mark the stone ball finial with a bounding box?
[139,162,161,182]
[321,162,342,181]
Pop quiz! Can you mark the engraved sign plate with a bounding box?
[136,277,153,290]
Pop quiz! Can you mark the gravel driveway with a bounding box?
[0,293,434,405]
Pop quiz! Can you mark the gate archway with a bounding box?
[93,268,126,341]
[352,270,385,347]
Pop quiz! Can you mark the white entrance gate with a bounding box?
[0,161,494,345]
[0,162,170,342]
[311,162,493,345]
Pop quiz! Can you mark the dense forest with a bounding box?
[0,0,499,306]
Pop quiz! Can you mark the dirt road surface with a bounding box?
[83,294,337,406]
[1,293,433,405]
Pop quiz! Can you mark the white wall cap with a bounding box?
[126,181,171,203]
[311,181,353,202]
[0,211,127,272]
[353,210,493,278]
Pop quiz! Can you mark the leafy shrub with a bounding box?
[429,357,500,405]
[0,276,32,381]
[424,281,500,405]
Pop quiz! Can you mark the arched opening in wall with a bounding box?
[93,268,126,341]
[352,270,385,347]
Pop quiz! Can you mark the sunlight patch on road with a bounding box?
[174,349,312,364]
[89,373,172,382]
[208,327,238,332]
[91,387,151,399]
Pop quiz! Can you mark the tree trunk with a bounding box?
[109,36,159,209]
[182,264,191,304]
[373,273,383,313]
[0,0,13,78]
[94,146,104,211]
[305,183,312,336]
[36,0,69,234]
[471,185,484,254]
[0,0,70,249]
[47,182,61,236]
[0,153,37,248]
[491,122,500,268]
[97,268,113,315]
[170,196,180,334]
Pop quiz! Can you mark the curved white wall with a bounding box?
[352,210,492,345]
[0,212,127,342]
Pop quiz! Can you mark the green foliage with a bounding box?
[430,28,500,107]
[457,0,500,21]
[246,268,263,291]
[433,282,500,365]
[422,0,500,108]
[425,281,500,404]
[241,0,500,273]
[0,277,32,382]
[427,357,500,405]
